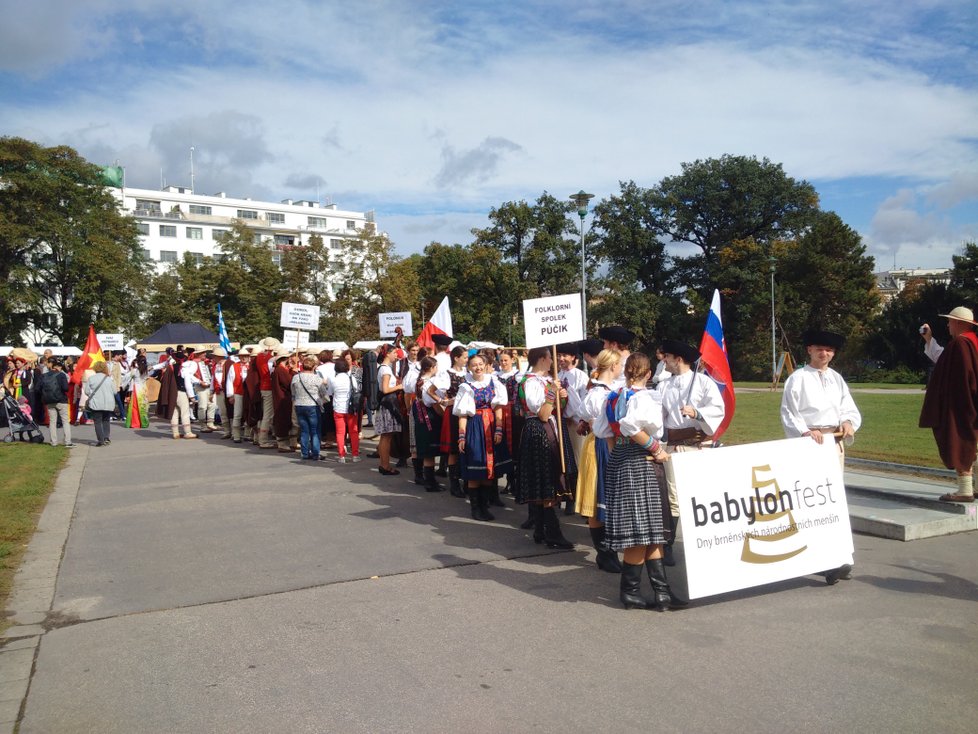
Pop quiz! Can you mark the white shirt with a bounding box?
[618,388,665,439]
[652,359,672,385]
[520,373,553,417]
[453,375,508,417]
[327,372,359,414]
[179,360,202,394]
[660,370,725,434]
[403,361,421,395]
[924,338,943,364]
[780,364,861,438]
[581,381,615,438]
[434,351,451,375]
[558,367,589,420]
[315,362,336,382]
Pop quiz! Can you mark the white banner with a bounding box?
[280,302,321,330]
[672,437,853,599]
[379,311,412,338]
[522,293,583,349]
[96,333,124,351]
[282,329,311,351]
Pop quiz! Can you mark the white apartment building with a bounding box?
[114,186,376,289]
[875,267,950,303]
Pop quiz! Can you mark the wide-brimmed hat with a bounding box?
[803,329,845,350]
[555,342,580,358]
[432,333,453,346]
[598,325,635,346]
[9,347,37,364]
[939,306,978,325]
[260,337,282,350]
[578,338,604,358]
[660,339,700,364]
[211,347,227,357]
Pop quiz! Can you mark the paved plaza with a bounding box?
[1,419,976,733]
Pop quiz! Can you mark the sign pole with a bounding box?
[551,344,566,474]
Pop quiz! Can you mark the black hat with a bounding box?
[598,325,635,346]
[579,338,604,358]
[660,339,700,365]
[803,330,845,350]
[432,334,453,346]
[172,350,186,361]
[555,342,580,357]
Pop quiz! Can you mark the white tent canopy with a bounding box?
[352,340,391,351]
[0,346,83,357]
[305,342,350,353]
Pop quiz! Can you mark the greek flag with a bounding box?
[217,304,232,353]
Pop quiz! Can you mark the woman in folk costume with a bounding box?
[126,354,150,428]
[402,343,425,485]
[434,345,469,497]
[515,346,574,549]
[604,352,687,611]
[495,349,523,496]
[375,344,405,475]
[454,353,512,521]
[575,348,624,573]
[412,356,445,492]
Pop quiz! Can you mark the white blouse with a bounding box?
[521,373,553,418]
[558,367,588,420]
[582,381,615,439]
[453,375,508,417]
[618,388,665,439]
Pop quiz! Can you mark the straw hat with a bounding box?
[939,306,978,325]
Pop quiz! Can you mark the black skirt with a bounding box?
[515,417,569,504]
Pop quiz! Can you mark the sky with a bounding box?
[1,0,976,271]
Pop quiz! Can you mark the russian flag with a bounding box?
[416,296,454,349]
[698,289,735,439]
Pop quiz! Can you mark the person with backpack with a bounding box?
[326,358,361,463]
[41,359,73,447]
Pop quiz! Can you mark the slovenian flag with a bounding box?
[698,289,735,439]
[217,304,232,354]
[416,296,453,349]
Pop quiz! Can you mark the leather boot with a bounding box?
[468,488,491,521]
[664,515,678,567]
[412,458,424,486]
[436,455,448,477]
[533,504,546,544]
[449,463,466,498]
[589,526,622,573]
[478,486,495,521]
[620,562,650,610]
[645,558,688,611]
[423,466,444,492]
[542,506,573,549]
[488,479,505,507]
[520,504,536,529]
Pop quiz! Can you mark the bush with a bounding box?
[848,365,925,384]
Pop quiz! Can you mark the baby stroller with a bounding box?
[2,395,45,443]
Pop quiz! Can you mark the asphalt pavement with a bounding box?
[2,418,976,733]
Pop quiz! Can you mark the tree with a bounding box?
[280,233,332,305]
[0,137,151,345]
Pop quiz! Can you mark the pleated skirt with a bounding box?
[605,441,669,550]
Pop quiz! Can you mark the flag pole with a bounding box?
[551,344,566,474]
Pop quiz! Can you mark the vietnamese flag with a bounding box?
[698,290,736,439]
[126,385,144,428]
[416,297,453,349]
[72,324,106,384]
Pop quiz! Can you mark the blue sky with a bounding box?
[1,0,976,269]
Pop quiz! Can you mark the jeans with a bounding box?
[91,409,112,444]
[295,404,321,458]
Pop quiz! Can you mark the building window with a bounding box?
[267,212,285,223]
[274,234,295,246]
[346,220,356,229]
[330,238,343,249]
[188,252,204,265]
[212,254,226,263]
[189,204,212,215]
[136,222,150,235]
[253,233,264,244]
[187,227,203,240]
[160,225,177,237]
[308,216,327,229]
[159,250,177,263]
[135,199,162,215]
[212,229,229,240]
[140,249,152,260]
[237,209,258,219]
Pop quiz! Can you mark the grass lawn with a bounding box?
[723,389,941,467]
[0,443,66,625]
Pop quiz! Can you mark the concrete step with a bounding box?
[844,468,978,541]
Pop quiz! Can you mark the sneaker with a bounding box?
[336,456,347,464]
[104,439,111,445]
[64,443,75,448]
[351,455,362,463]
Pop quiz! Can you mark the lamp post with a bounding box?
[569,190,594,329]
[769,256,777,384]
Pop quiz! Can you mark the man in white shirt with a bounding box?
[780,329,860,585]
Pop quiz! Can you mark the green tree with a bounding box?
[280,233,332,305]
[0,137,151,345]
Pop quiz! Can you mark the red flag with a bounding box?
[127,385,143,428]
[72,325,106,384]
[416,297,453,349]
[698,290,736,439]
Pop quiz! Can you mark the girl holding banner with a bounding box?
[605,353,687,611]
[515,347,573,549]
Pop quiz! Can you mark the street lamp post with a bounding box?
[569,190,594,329]
[769,256,777,384]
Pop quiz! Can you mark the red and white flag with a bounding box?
[416,297,453,349]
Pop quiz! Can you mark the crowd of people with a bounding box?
[12,305,977,609]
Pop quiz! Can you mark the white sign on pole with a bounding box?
[280,302,321,330]
[522,293,584,349]
[96,333,124,351]
[282,330,311,351]
[379,312,413,338]
[672,437,854,600]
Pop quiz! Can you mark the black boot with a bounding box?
[589,526,622,573]
[412,458,424,486]
[645,558,688,611]
[542,506,573,550]
[478,486,495,521]
[488,479,505,507]
[664,515,678,567]
[423,465,444,493]
[468,488,492,521]
[520,504,537,530]
[620,562,650,610]
[448,463,466,498]
[533,504,545,544]
[436,454,448,477]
